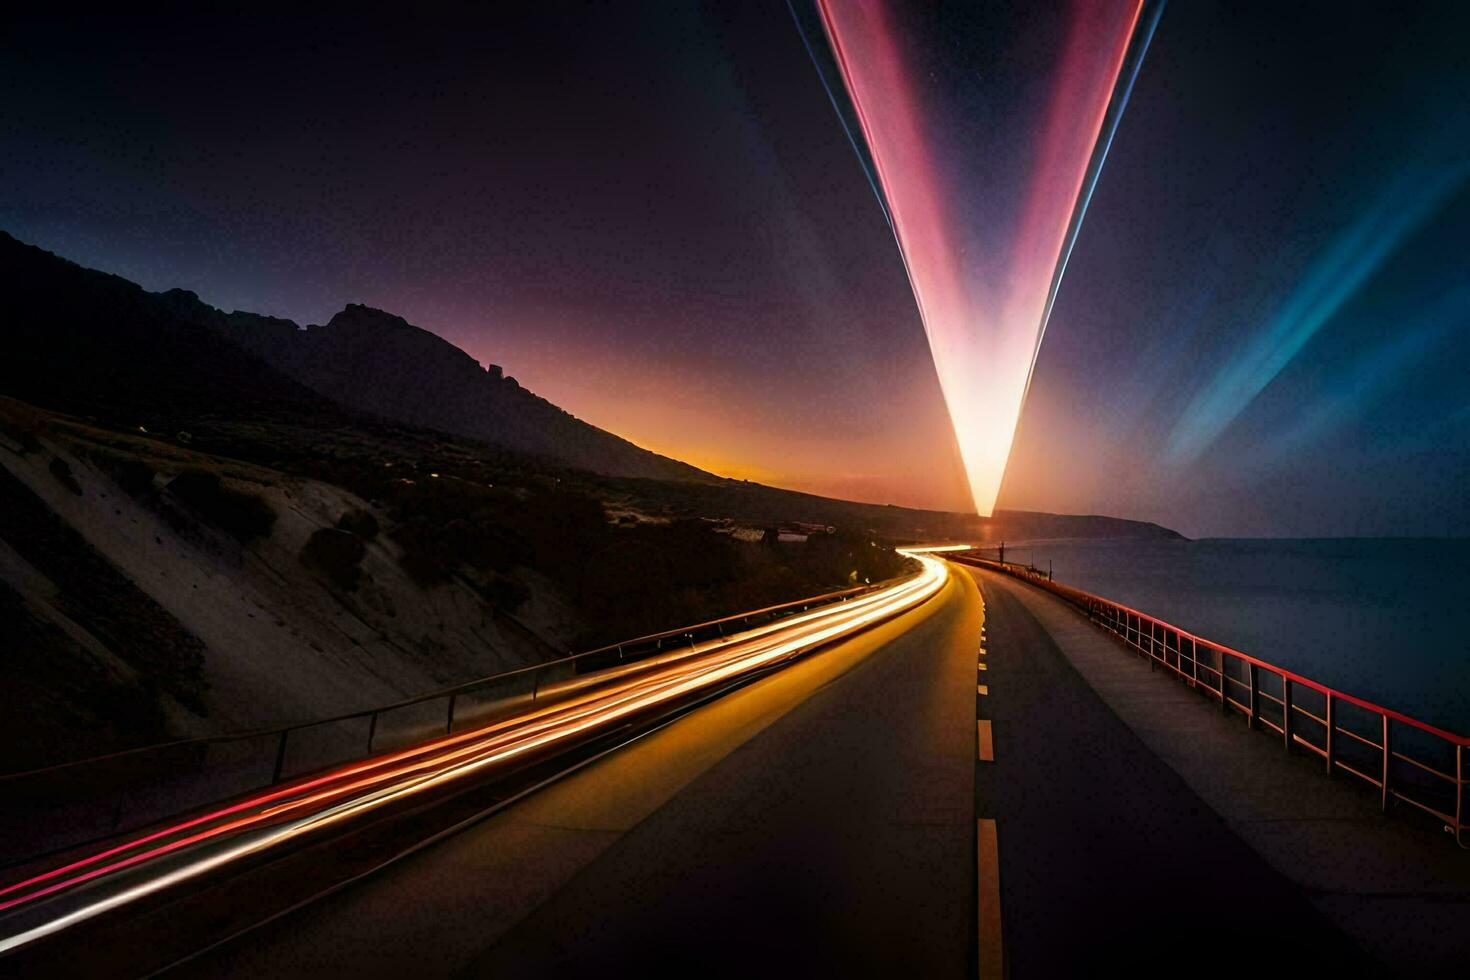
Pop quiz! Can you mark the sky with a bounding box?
[2,2,1468,537]
[804,0,1154,516]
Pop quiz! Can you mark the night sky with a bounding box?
[3,3,1467,537]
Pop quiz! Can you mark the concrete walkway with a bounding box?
[970,566,1470,976]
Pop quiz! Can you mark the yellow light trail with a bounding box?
[0,547,960,955]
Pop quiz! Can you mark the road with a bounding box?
[3,556,1401,977]
[969,566,1381,978]
[168,557,982,977]
[0,550,961,974]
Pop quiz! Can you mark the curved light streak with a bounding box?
[0,548,958,955]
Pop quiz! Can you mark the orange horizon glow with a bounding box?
[448,325,977,513]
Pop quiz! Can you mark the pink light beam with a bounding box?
[815,0,1147,515]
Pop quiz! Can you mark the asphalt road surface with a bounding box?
[143,561,1387,978]
[171,565,981,978]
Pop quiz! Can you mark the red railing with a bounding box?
[951,553,1468,848]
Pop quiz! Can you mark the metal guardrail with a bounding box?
[951,553,1468,848]
[0,578,892,865]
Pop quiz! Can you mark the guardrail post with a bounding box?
[272,730,289,784]
[1454,744,1464,847]
[1248,664,1259,730]
[1324,695,1335,776]
[1282,676,1292,753]
[531,669,542,703]
[446,694,457,734]
[1456,745,1465,848]
[1220,651,1230,714]
[367,712,378,753]
[1381,715,1391,813]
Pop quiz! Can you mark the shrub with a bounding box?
[111,458,156,497]
[48,456,83,496]
[336,508,380,540]
[167,469,276,543]
[301,527,366,590]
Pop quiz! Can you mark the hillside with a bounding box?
[0,231,716,484]
[0,397,910,772]
[0,401,576,772]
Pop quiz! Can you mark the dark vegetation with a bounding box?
[301,527,367,590]
[560,523,907,648]
[301,508,381,590]
[48,456,83,495]
[336,507,379,539]
[165,469,276,544]
[302,462,909,647]
[110,457,158,497]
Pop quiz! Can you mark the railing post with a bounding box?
[1282,675,1292,753]
[272,730,289,784]
[367,712,378,753]
[1220,651,1230,714]
[531,668,542,703]
[1381,715,1391,813]
[446,694,457,734]
[1248,664,1259,730]
[1324,695,1335,776]
[1456,744,1465,848]
[1455,744,1464,847]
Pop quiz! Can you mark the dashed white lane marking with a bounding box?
[977,720,994,762]
[976,819,1003,979]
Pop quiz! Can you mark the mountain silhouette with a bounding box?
[1,231,716,483]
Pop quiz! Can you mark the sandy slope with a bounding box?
[0,426,568,766]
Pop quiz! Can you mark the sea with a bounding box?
[992,538,1470,736]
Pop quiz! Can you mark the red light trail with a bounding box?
[0,548,961,954]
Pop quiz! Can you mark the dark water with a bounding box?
[992,538,1470,735]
